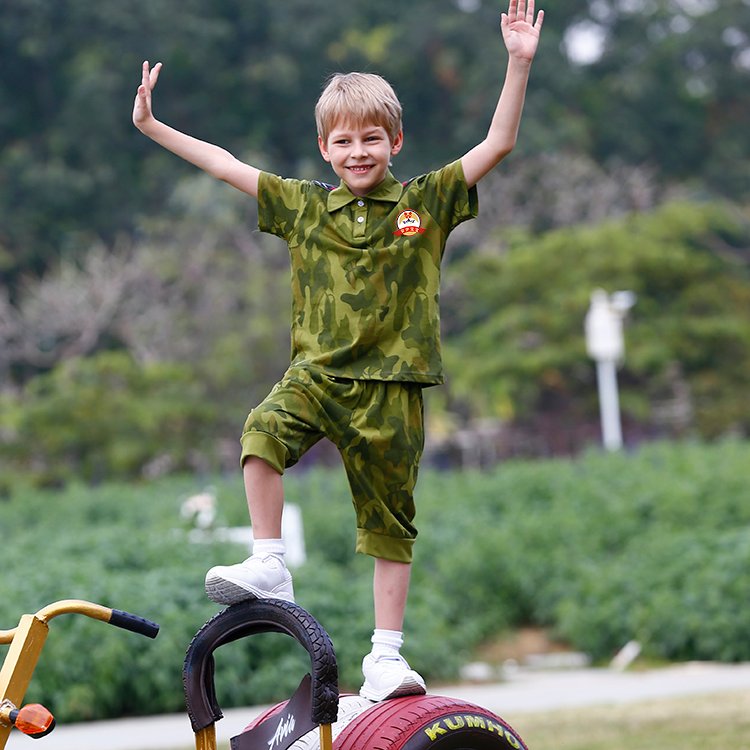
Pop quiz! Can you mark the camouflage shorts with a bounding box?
[240,366,425,562]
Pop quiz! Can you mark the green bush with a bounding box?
[1,351,215,486]
[556,526,750,662]
[1,439,749,723]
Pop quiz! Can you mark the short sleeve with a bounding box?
[257,171,307,240]
[411,159,479,236]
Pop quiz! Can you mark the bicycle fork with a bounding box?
[0,613,54,749]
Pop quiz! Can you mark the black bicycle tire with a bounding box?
[333,695,528,750]
[183,599,338,732]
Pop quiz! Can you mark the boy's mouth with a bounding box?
[347,165,374,174]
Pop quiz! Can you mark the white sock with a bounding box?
[252,538,286,562]
[371,628,404,660]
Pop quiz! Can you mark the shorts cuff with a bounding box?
[240,431,288,474]
[356,529,414,563]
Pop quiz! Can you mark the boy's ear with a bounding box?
[390,129,404,156]
[318,135,331,162]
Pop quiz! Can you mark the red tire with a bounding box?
[334,695,527,750]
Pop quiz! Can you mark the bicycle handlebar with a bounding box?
[109,609,160,639]
[1,599,160,643]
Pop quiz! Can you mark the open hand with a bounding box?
[132,60,162,129]
[501,0,544,63]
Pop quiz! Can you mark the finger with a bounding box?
[141,60,150,87]
[508,0,518,20]
[149,62,162,88]
[517,0,526,21]
[535,8,544,30]
[526,0,535,23]
[136,84,149,108]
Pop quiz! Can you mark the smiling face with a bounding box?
[318,121,404,197]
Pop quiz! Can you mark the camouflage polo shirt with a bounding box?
[257,158,478,384]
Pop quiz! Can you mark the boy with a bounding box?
[133,0,543,702]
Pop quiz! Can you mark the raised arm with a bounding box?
[132,61,260,198]
[461,0,544,188]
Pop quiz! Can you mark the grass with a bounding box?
[507,689,750,750]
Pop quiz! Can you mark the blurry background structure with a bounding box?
[585,288,636,451]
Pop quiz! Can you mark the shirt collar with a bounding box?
[327,171,403,212]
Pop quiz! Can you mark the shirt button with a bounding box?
[356,216,365,223]
[357,200,365,207]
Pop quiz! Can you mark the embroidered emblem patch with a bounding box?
[394,209,426,236]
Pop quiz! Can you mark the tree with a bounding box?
[0,245,141,381]
[557,0,750,194]
[440,200,750,446]
[4,0,748,293]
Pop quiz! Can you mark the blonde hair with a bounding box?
[315,72,403,144]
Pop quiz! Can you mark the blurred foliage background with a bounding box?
[1,441,749,721]
[2,0,749,484]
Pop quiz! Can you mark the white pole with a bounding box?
[596,359,623,451]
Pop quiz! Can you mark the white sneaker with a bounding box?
[359,653,426,702]
[205,555,295,605]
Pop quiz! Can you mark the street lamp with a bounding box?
[584,289,636,451]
